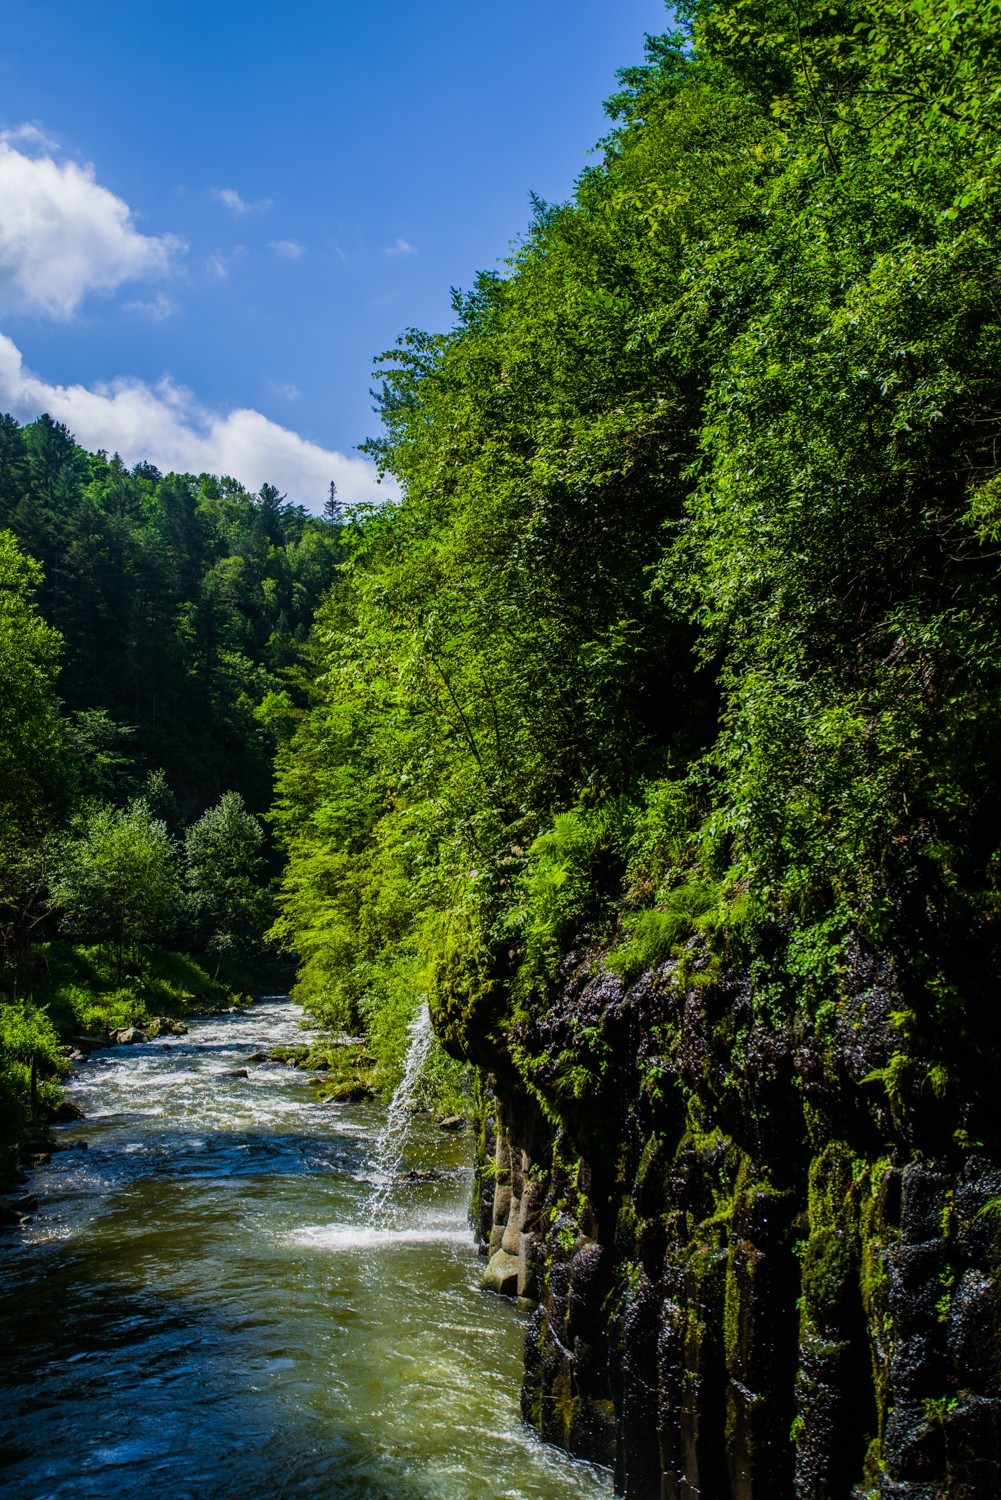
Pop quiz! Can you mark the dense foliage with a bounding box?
[0,413,342,812]
[273,0,1001,1110]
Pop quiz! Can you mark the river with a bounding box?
[0,998,612,1500]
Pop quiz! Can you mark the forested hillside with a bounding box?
[272,0,1001,1492]
[0,413,342,810]
[0,417,343,1178]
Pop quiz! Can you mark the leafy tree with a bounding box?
[184,791,270,965]
[0,532,71,987]
[55,804,181,981]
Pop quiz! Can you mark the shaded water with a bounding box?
[0,999,611,1500]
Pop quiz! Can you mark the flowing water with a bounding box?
[367,1001,434,1223]
[0,998,612,1500]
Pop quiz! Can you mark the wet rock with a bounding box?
[246,1051,268,1063]
[48,1099,84,1123]
[9,1194,37,1213]
[438,1115,465,1131]
[482,1248,520,1296]
[0,1200,23,1227]
[112,1027,148,1045]
[320,1081,376,1103]
[228,1068,249,1079]
[900,1166,951,1246]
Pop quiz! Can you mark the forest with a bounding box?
[4,0,1001,1491]
[0,417,343,1168]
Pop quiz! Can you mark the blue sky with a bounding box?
[0,0,670,509]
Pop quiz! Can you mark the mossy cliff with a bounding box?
[464,941,1001,1498]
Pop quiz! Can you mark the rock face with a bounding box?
[468,945,1001,1498]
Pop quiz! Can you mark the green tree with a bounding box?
[55,804,181,982]
[0,532,70,988]
[184,791,270,965]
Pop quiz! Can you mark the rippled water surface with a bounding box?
[0,999,611,1500]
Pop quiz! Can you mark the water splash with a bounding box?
[367,1000,434,1221]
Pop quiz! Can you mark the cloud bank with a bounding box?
[0,137,183,317]
[0,334,392,510]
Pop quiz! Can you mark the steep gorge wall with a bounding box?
[472,949,1001,1498]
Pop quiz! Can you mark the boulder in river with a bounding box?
[481,1249,520,1296]
[320,1081,376,1103]
[48,1099,84,1124]
[229,1068,249,1079]
[112,1027,148,1045]
[438,1115,466,1131]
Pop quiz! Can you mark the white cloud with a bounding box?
[383,237,417,256]
[0,333,394,511]
[0,123,60,153]
[125,292,174,322]
[204,251,230,281]
[214,186,272,214]
[268,239,306,259]
[268,380,301,401]
[0,135,184,317]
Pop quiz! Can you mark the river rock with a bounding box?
[112,1027,148,1044]
[482,1248,520,1296]
[438,1115,466,1131]
[48,1099,84,1123]
[246,1051,268,1063]
[320,1081,375,1103]
[228,1068,249,1079]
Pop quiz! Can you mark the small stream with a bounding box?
[0,999,612,1500]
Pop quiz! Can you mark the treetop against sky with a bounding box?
[0,0,669,512]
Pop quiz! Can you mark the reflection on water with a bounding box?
[0,999,611,1500]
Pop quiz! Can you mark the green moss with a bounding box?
[800,1142,858,1330]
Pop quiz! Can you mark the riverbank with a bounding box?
[0,943,265,1192]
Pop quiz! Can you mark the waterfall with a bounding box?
[367,1000,434,1221]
